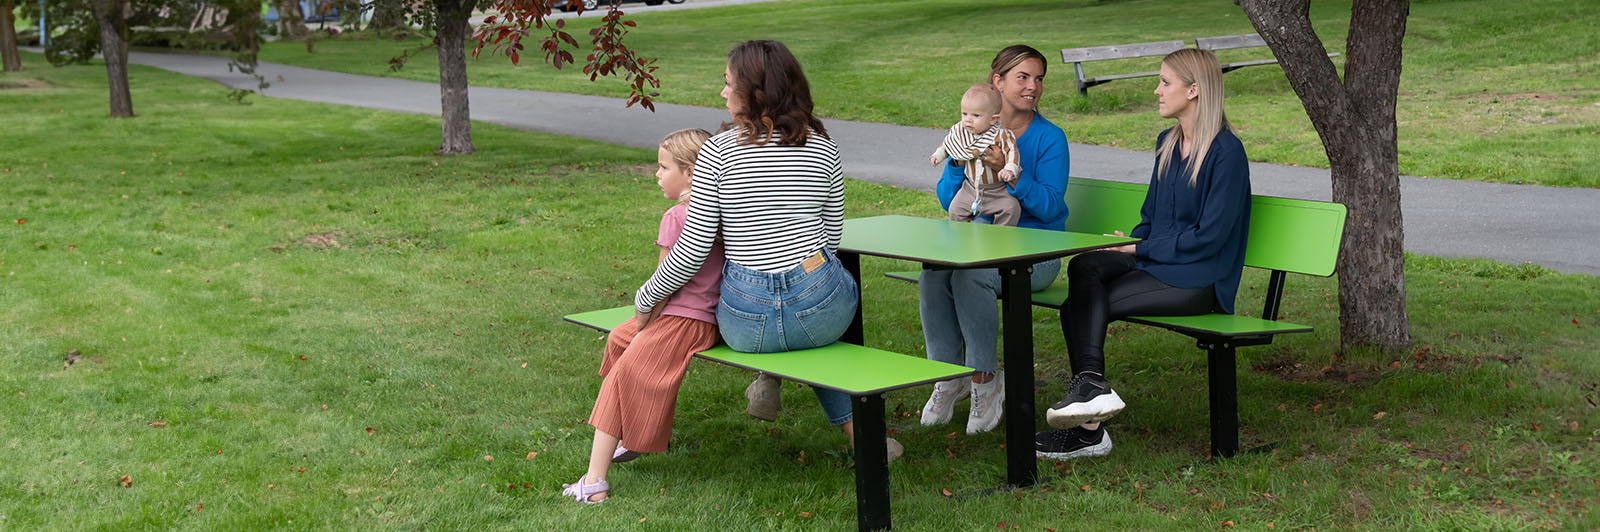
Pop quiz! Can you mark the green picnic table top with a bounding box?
[840,215,1136,267]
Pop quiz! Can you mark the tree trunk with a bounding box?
[2,0,23,71]
[434,0,473,155]
[1237,0,1411,350]
[91,0,133,117]
[276,0,309,38]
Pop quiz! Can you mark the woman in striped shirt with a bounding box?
[632,41,896,458]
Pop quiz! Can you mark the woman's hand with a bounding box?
[979,144,1006,174]
[1105,230,1136,254]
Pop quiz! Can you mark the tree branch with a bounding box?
[1344,0,1410,125]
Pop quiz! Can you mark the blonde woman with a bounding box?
[1036,48,1251,460]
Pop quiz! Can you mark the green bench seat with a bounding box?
[562,306,973,531]
[884,177,1345,457]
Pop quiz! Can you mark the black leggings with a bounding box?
[1060,250,1217,377]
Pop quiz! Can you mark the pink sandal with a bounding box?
[561,475,609,504]
[612,444,641,463]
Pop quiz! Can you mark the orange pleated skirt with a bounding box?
[588,314,718,453]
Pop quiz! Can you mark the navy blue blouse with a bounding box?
[1131,128,1252,314]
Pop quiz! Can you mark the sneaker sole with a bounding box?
[1034,432,1113,461]
[1044,394,1125,428]
[746,405,777,422]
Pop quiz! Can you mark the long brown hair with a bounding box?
[723,40,829,146]
[1155,48,1232,187]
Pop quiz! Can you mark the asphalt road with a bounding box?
[76,49,1600,275]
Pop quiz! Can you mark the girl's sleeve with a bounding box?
[1006,129,1068,222]
[824,146,845,249]
[1135,141,1250,264]
[656,207,684,248]
[635,142,723,313]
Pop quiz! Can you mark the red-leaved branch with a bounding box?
[472,0,661,111]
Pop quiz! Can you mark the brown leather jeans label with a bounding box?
[801,251,825,273]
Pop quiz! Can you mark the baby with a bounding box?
[930,84,1022,226]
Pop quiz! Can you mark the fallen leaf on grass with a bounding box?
[120,475,132,488]
[1222,521,1235,527]
[149,421,166,428]
[62,350,83,370]
[799,512,812,517]
[1312,403,1323,414]
[483,455,493,462]
[1373,411,1386,420]
[526,452,537,460]
[941,488,953,497]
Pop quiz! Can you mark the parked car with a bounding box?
[264,1,342,24]
[553,0,687,12]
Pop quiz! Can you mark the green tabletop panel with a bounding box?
[1125,314,1312,338]
[696,344,974,396]
[842,215,1134,267]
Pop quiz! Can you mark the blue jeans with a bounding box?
[918,258,1060,374]
[717,248,860,425]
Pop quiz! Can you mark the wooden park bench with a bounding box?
[1060,39,1185,96]
[1197,33,1339,73]
[885,177,1346,457]
[1061,33,1340,95]
[562,306,973,532]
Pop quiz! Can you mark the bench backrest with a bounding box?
[1063,177,1346,277]
[1060,40,1185,64]
[1195,33,1267,52]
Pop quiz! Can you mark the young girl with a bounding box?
[561,128,722,504]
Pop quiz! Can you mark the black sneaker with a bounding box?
[1034,426,1112,461]
[1045,372,1126,428]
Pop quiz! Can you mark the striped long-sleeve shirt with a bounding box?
[635,128,845,313]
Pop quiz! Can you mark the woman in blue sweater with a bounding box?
[1035,48,1251,460]
[919,45,1071,435]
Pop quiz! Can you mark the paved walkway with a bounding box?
[111,50,1600,275]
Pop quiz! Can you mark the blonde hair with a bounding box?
[659,128,712,203]
[1155,48,1232,187]
[963,84,1001,115]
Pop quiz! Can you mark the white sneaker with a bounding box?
[919,377,971,426]
[966,371,1006,435]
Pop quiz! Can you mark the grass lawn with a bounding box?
[253,0,1600,188]
[3,53,1599,530]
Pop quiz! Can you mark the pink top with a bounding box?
[655,203,724,324]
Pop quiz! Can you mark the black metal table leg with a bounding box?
[852,394,891,531]
[999,263,1036,487]
[840,251,864,346]
[1207,345,1239,458]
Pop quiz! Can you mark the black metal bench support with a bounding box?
[852,394,891,531]
[1204,343,1239,458]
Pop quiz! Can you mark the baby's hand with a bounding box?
[999,169,1016,183]
[930,155,942,167]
